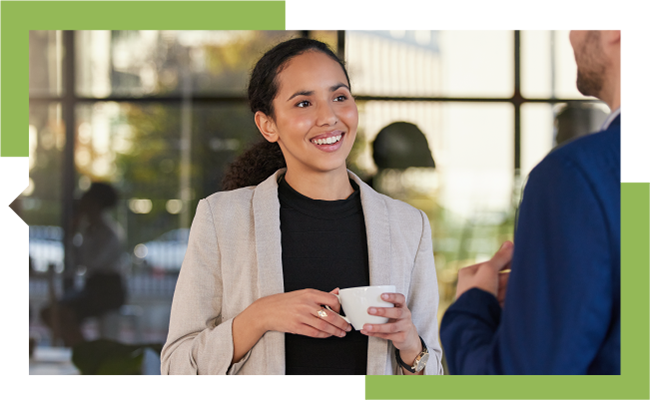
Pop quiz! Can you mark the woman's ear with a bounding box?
[254,111,279,143]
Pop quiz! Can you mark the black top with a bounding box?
[279,176,370,375]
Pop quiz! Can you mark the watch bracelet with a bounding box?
[395,336,427,373]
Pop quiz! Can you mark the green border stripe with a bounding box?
[621,182,650,392]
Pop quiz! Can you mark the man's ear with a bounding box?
[255,111,279,143]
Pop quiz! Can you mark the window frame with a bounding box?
[28,30,601,291]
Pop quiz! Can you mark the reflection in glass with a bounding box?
[521,102,610,178]
[347,31,514,98]
[29,31,63,96]
[347,31,441,97]
[26,103,64,226]
[75,30,302,97]
[521,30,592,100]
[73,101,261,275]
[553,103,608,146]
[521,103,554,178]
[355,101,514,217]
[309,31,338,53]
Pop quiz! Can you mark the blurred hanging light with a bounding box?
[166,199,183,214]
[129,198,153,214]
[134,243,148,258]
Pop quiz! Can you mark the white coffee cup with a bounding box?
[326,285,396,330]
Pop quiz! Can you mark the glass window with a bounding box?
[75,30,302,97]
[310,31,339,52]
[347,30,514,98]
[352,100,515,317]
[521,103,555,177]
[29,31,63,96]
[29,29,587,359]
[27,103,65,278]
[521,30,592,100]
[521,101,611,178]
[354,101,514,216]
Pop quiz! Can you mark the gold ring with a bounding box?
[317,309,327,318]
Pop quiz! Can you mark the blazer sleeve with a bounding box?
[440,153,616,374]
[160,199,252,374]
[404,210,444,375]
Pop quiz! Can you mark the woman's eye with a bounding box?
[296,100,310,108]
[334,95,347,102]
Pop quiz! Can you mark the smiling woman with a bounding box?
[160,38,443,376]
[255,50,358,200]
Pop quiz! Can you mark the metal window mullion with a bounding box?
[337,30,346,63]
[61,30,76,294]
[514,30,522,177]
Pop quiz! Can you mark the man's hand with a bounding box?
[455,241,513,306]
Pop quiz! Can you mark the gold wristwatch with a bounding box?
[395,336,429,373]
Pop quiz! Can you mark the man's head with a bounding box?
[571,31,606,97]
[569,30,621,110]
[569,29,650,110]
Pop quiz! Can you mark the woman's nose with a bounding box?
[315,103,338,126]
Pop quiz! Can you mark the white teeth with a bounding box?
[312,135,342,145]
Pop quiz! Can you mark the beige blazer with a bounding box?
[161,169,443,375]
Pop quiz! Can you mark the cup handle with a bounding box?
[324,302,351,324]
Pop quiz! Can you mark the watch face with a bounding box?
[414,352,430,372]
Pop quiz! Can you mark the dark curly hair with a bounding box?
[222,38,350,190]
[221,140,286,191]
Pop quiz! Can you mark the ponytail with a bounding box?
[221,140,286,190]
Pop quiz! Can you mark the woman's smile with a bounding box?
[310,131,345,151]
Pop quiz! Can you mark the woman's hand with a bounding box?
[232,288,351,364]
[360,292,423,374]
[257,288,351,338]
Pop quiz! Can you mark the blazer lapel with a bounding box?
[252,169,286,374]
[350,171,393,286]
[252,169,285,297]
[350,171,392,375]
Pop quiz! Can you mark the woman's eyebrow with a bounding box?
[287,90,313,101]
[286,83,350,101]
[330,83,350,92]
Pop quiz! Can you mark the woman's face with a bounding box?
[261,50,358,179]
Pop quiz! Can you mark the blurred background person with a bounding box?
[40,182,126,347]
[366,121,436,190]
[553,102,607,148]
